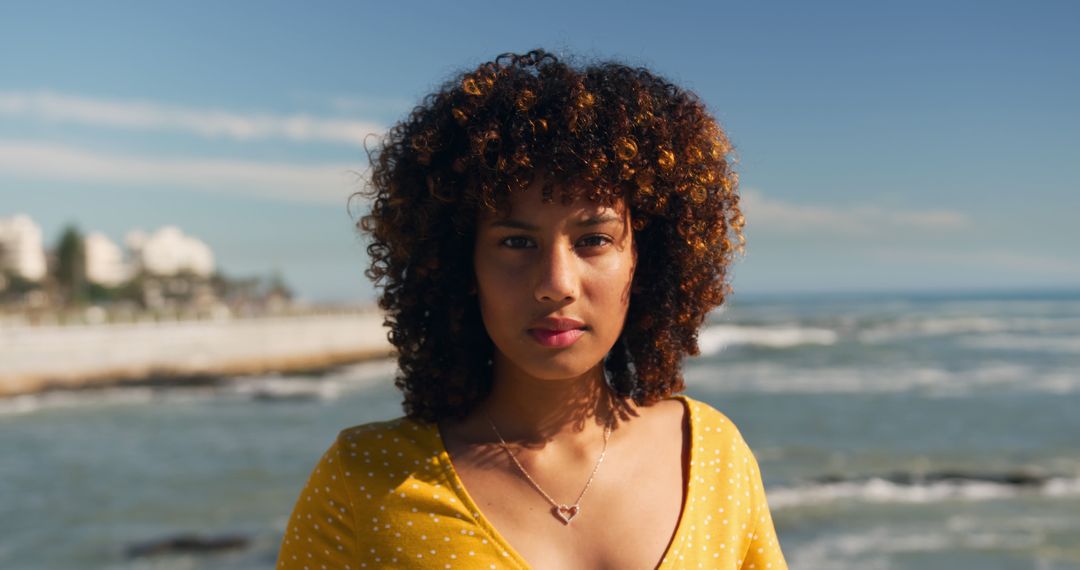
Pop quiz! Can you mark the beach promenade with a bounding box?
[0,311,393,397]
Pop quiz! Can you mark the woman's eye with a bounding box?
[577,235,611,248]
[500,236,534,248]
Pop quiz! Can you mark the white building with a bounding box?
[126,226,215,277]
[84,232,130,287]
[0,214,47,281]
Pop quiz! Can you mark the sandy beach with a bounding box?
[0,311,393,397]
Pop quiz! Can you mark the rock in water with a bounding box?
[125,533,250,558]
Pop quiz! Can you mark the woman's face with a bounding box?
[473,180,636,383]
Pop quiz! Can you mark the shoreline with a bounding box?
[0,313,394,398]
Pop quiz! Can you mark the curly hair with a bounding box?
[356,49,743,423]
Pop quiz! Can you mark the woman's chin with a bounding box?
[512,357,607,383]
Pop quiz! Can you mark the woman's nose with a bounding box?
[534,243,577,302]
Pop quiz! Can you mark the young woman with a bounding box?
[277,49,787,569]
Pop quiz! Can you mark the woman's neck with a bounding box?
[475,359,626,448]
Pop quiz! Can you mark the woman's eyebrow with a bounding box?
[487,214,621,231]
[488,219,538,230]
[577,214,622,227]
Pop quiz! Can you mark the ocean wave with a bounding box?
[933,298,1080,317]
[226,376,343,401]
[786,523,1047,570]
[959,333,1080,354]
[0,385,215,417]
[856,316,1080,344]
[0,359,396,417]
[857,316,1010,343]
[683,360,1080,395]
[697,324,838,354]
[768,471,1080,509]
[225,359,396,401]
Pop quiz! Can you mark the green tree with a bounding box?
[55,225,86,304]
[267,269,293,300]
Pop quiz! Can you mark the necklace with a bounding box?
[485,413,612,525]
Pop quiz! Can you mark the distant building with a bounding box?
[0,214,47,281]
[126,226,214,277]
[84,232,130,287]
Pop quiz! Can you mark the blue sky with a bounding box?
[2,0,1077,302]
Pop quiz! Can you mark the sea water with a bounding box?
[2,290,1078,569]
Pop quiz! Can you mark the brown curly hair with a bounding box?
[356,49,743,423]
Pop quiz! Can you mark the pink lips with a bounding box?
[527,317,587,348]
[529,328,585,348]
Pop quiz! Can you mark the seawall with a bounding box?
[0,312,394,397]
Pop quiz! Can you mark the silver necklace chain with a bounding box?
[485,413,612,525]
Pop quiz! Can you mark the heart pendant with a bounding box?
[553,504,579,525]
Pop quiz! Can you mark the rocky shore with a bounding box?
[0,311,393,397]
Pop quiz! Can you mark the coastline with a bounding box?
[0,312,394,398]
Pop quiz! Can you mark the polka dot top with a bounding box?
[275,395,788,569]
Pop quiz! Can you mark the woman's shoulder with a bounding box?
[337,415,430,441]
[332,415,442,461]
[307,415,450,502]
[674,394,756,456]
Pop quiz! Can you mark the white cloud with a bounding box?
[0,90,384,147]
[326,95,412,115]
[877,248,1080,276]
[0,140,363,204]
[741,189,972,236]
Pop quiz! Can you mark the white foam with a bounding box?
[697,324,837,354]
[0,385,216,417]
[787,524,1043,570]
[684,360,1067,395]
[1044,477,1080,497]
[227,376,341,401]
[316,359,397,385]
[857,316,1010,343]
[225,360,396,401]
[959,333,1080,354]
[767,476,1080,510]
[0,359,397,417]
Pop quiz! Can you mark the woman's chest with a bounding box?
[453,428,688,569]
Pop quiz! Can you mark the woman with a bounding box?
[277,49,787,569]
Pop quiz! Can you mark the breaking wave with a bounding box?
[768,471,1080,510]
[697,324,838,354]
[0,359,396,417]
[684,360,1080,395]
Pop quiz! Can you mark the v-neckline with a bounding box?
[430,394,695,569]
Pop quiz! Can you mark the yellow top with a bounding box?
[276,395,788,569]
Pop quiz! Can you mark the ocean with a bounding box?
[2,290,1078,569]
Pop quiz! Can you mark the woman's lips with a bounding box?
[528,328,585,348]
